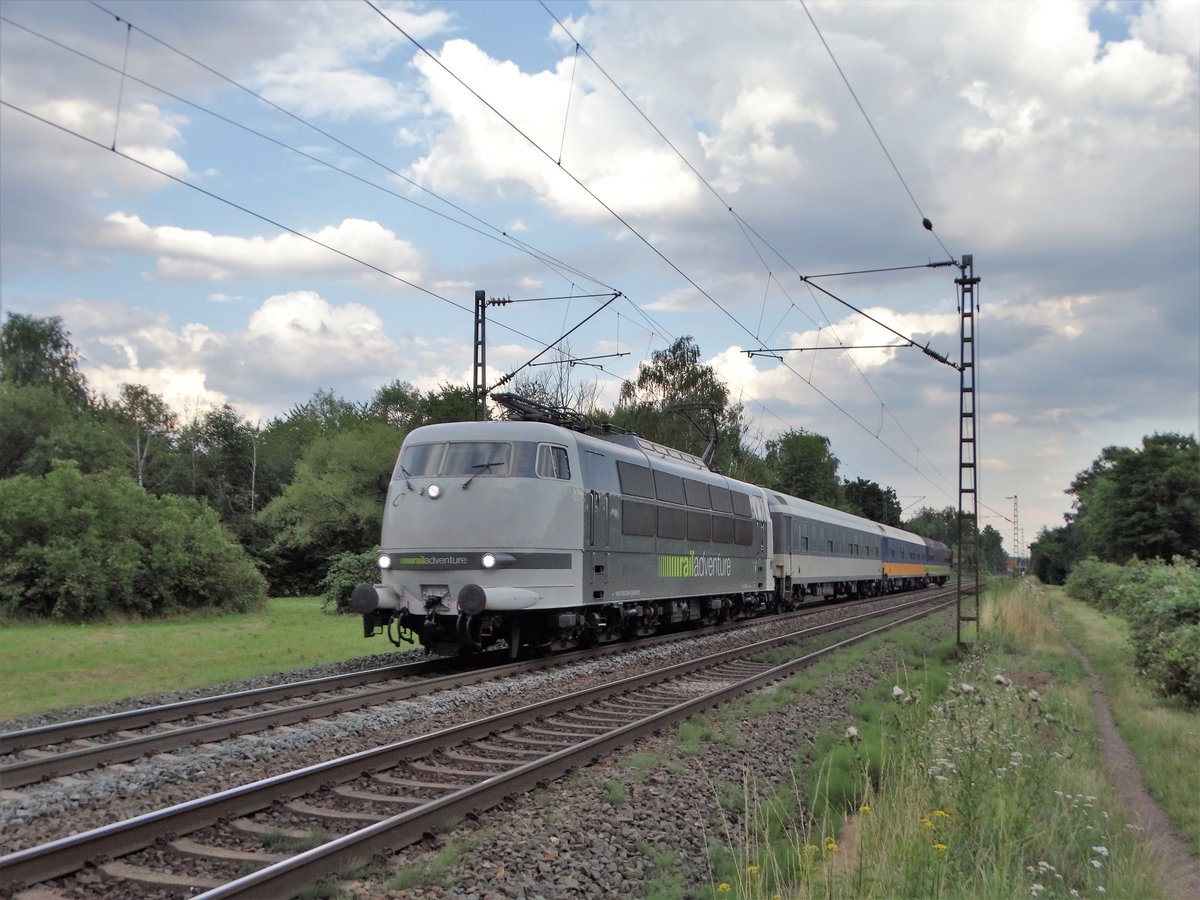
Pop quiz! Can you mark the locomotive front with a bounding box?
[352,421,585,655]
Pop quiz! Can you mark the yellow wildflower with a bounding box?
[746,864,760,874]
[920,816,934,829]
[804,843,819,853]
[860,803,872,814]
[934,809,951,818]
[933,842,948,852]
[718,884,731,893]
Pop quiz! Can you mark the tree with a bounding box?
[508,342,601,415]
[903,506,958,546]
[371,381,478,428]
[980,524,1007,573]
[171,404,262,521]
[763,429,841,507]
[843,478,901,525]
[257,420,403,593]
[612,336,749,471]
[111,383,179,488]
[1067,433,1200,563]
[1032,524,1079,586]
[0,313,90,408]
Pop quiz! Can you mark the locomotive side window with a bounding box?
[684,478,711,509]
[734,519,754,545]
[653,470,686,504]
[712,515,735,543]
[687,511,712,541]
[617,461,655,498]
[710,486,733,513]
[536,444,571,479]
[442,441,512,476]
[399,443,445,477]
[658,505,687,539]
[731,492,752,517]
[580,450,618,493]
[621,499,657,536]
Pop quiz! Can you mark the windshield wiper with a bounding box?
[398,464,414,491]
[462,460,503,490]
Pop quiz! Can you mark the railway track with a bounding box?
[0,591,918,788]
[0,589,960,899]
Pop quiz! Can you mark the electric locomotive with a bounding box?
[352,418,775,656]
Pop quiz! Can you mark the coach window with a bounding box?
[536,444,571,479]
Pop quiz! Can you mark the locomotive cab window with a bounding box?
[398,442,445,477]
[536,444,571,480]
[442,441,512,476]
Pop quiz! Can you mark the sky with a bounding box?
[1,0,1197,556]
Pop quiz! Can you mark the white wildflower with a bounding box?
[1091,846,1108,858]
[994,673,1012,686]
[846,725,859,742]
[1097,886,1106,894]
[960,682,976,693]
[1090,859,1103,870]
[1031,884,1044,896]
[892,685,905,700]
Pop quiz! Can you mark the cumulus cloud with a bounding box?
[63,291,409,418]
[407,39,703,220]
[99,214,423,282]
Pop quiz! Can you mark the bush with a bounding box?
[1138,623,1200,706]
[320,547,382,614]
[1125,558,1200,706]
[1064,556,1124,609]
[0,461,267,621]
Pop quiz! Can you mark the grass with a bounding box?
[386,834,485,891]
[0,597,411,720]
[708,578,1174,898]
[1052,588,1200,854]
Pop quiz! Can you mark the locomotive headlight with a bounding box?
[378,553,392,570]
[427,483,442,499]
[481,552,497,569]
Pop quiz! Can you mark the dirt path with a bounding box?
[1057,632,1200,900]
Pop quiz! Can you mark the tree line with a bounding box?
[1,315,1006,621]
[1031,433,1200,584]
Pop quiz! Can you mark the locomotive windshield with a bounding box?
[398,441,513,478]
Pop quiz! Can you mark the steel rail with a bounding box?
[200,597,958,898]
[0,655,467,753]
[0,589,961,892]
[0,592,918,783]
[1,595,818,754]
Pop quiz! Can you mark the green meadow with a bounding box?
[0,598,407,721]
